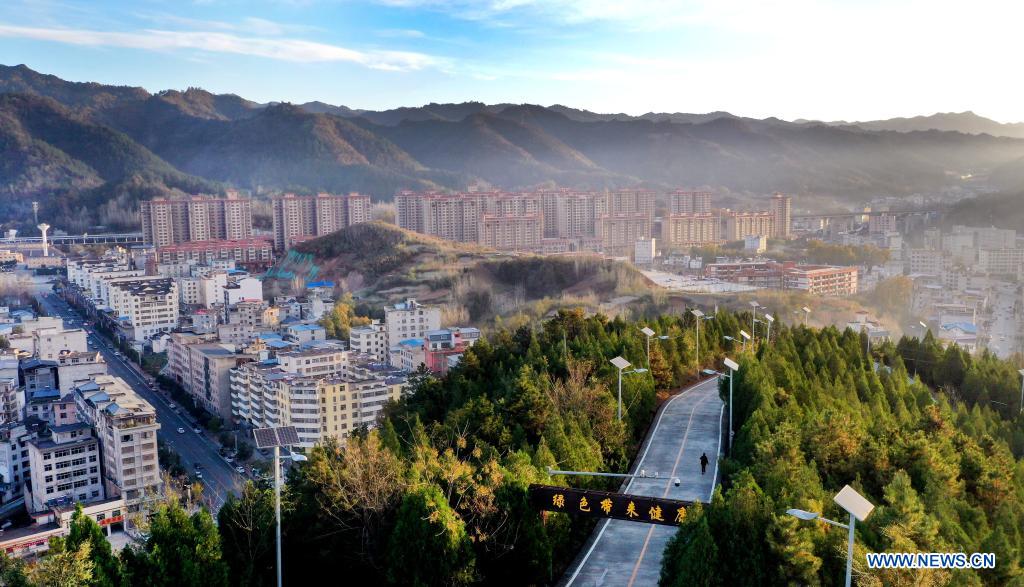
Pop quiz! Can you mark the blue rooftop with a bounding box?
[307,281,335,289]
[288,324,324,331]
[941,322,977,334]
[398,338,424,347]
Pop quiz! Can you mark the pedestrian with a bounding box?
[700,452,709,475]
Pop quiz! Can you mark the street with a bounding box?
[986,281,1020,360]
[565,377,724,587]
[33,285,242,512]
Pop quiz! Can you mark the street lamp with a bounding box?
[788,485,875,587]
[704,357,739,454]
[748,300,760,340]
[739,329,751,351]
[802,306,811,326]
[610,356,648,421]
[1018,369,1024,415]
[639,327,655,367]
[763,314,774,344]
[253,426,307,587]
[691,309,705,373]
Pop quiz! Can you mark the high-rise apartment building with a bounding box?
[141,192,253,247]
[769,193,792,238]
[721,211,776,242]
[106,278,179,342]
[73,376,160,511]
[385,299,441,364]
[667,190,713,214]
[538,190,605,239]
[26,423,104,512]
[271,192,372,250]
[597,189,655,256]
[661,213,720,248]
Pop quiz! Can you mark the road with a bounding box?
[986,280,1020,360]
[565,378,724,587]
[33,284,242,512]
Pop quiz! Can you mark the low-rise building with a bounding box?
[349,321,386,363]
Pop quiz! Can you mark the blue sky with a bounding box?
[0,0,1020,122]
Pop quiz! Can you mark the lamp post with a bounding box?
[704,357,739,454]
[1018,369,1024,415]
[748,300,760,340]
[691,309,705,373]
[639,327,655,368]
[788,485,875,587]
[739,329,751,351]
[610,356,648,421]
[764,314,774,345]
[254,426,308,587]
[802,306,811,326]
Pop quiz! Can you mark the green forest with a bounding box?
[662,325,1024,586]
[2,309,1022,586]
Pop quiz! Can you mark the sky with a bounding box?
[0,0,1021,122]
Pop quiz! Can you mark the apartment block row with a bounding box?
[141,191,253,248]
[396,189,792,255]
[272,192,373,250]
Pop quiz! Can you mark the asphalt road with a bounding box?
[34,286,243,512]
[565,377,724,587]
[986,280,1020,360]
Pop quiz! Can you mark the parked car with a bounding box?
[235,466,246,474]
[193,428,201,435]
[177,427,185,434]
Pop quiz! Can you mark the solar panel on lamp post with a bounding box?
[788,485,874,587]
[763,314,774,345]
[639,326,655,368]
[748,300,760,341]
[739,329,751,351]
[609,356,647,421]
[253,426,306,587]
[691,309,704,374]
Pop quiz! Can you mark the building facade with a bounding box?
[271,192,372,250]
[141,192,253,248]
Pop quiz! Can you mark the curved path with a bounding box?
[564,377,724,587]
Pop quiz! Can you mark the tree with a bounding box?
[121,502,229,587]
[0,552,29,587]
[386,484,476,586]
[661,507,718,587]
[53,504,122,587]
[319,293,371,339]
[28,542,93,587]
[218,483,276,587]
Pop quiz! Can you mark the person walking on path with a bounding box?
[700,452,709,475]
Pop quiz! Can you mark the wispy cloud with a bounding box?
[134,13,323,36]
[0,23,443,71]
[376,28,427,38]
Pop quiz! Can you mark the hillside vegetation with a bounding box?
[662,325,1024,586]
[276,221,653,323]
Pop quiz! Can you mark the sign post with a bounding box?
[529,484,694,527]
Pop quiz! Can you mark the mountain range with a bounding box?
[3,63,1024,231]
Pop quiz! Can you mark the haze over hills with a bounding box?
[819,111,1024,139]
[5,63,1024,231]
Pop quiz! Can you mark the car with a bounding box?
[251,467,261,476]
[193,428,201,434]
[168,403,175,410]
[224,456,234,463]
[235,466,246,474]
[177,427,185,434]
[194,471,203,480]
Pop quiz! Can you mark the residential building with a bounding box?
[55,352,107,393]
[107,278,179,342]
[349,321,386,363]
[140,192,253,248]
[33,328,88,361]
[597,189,655,256]
[384,299,441,355]
[73,376,160,510]
[661,213,719,248]
[26,423,103,512]
[634,238,656,264]
[422,327,480,375]
[396,191,484,243]
[978,248,1024,276]
[155,238,273,270]
[184,344,257,420]
[909,249,947,275]
[285,324,326,344]
[769,193,792,238]
[784,265,859,296]
[271,192,372,250]
[721,210,776,241]
[667,190,713,214]
[275,344,348,377]
[868,214,897,234]
[539,190,605,239]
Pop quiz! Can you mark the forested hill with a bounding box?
[6,63,1024,232]
[663,326,1024,586]
[6,309,1022,585]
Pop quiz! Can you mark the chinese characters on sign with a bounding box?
[528,484,693,527]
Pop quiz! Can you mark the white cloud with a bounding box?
[0,23,443,71]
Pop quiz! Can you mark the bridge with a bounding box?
[3,233,144,246]
[792,208,940,220]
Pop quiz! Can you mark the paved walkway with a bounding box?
[564,378,724,587]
